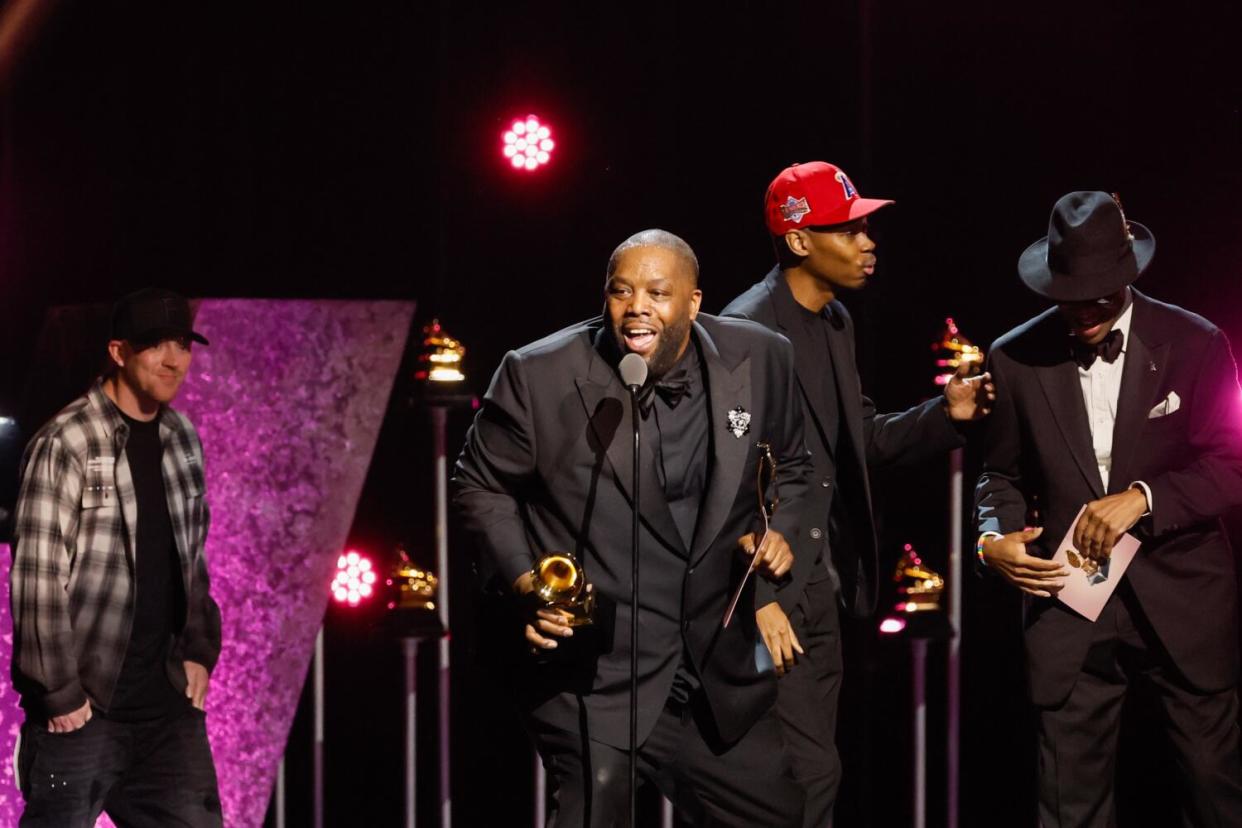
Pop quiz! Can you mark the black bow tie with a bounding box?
[638,375,692,415]
[1072,329,1124,370]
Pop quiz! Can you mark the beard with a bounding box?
[644,316,692,379]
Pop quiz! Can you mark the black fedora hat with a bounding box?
[1018,191,1155,302]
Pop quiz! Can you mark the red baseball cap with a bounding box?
[764,161,893,236]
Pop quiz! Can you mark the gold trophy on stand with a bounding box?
[933,317,984,385]
[893,543,946,614]
[383,546,443,638]
[530,552,596,626]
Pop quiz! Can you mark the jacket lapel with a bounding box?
[1035,330,1106,498]
[1107,293,1169,493]
[575,330,687,555]
[691,320,752,566]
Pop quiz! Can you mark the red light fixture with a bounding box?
[332,549,378,606]
[502,114,555,171]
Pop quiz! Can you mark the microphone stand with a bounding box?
[627,383,640,828]
[618,352,646,828]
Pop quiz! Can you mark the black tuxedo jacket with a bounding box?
[976,290,1242,706]
[722,268,963,618]
[453,313,812,748]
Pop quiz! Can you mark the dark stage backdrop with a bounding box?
[1,1,1240,825]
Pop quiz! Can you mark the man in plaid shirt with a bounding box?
[11,288,223,827]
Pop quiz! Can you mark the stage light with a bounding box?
[879,617,908,635]
[332,549,378,607]
[502,114,555,171]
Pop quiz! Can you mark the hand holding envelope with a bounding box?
[1073,487,1149,560]
[1054,505,1141,621]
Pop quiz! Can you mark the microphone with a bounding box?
[618,350,646,828]
[619,352,648,391]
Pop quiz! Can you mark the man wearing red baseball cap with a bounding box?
[723,162,993,826]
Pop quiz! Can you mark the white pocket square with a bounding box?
[1148,391,1181,419]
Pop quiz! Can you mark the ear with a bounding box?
[106,340,127,370]
[688,289,702,320]
[783,230,810,258]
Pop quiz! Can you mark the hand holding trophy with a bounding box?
[529,552,596,627]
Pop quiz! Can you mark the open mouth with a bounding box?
[622,327,657,355]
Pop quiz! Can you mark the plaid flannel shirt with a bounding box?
[10,381,221,717]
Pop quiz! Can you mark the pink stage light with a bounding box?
[879,617,908,635]
[332,549,378,606]
[502,114,555,171]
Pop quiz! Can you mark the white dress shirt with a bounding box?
[1075,300,1152,509]
[1078,301,1132,489]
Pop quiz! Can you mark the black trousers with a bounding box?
[775,573,843,828]
[17,703,222,827]
[1037,584,1242,828]
[532,692,804,827]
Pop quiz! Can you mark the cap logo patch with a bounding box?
[835,171,857,200]
[780,196,811,223]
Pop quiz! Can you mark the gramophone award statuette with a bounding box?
[530,551,596,626]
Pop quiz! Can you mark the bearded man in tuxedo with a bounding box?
[455,229,814,826]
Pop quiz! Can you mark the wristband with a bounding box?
[976,532,1002,567]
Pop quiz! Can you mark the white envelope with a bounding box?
[1148,390,1180,419]
[1053,505,1141,622]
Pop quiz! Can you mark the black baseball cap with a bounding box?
[110,288,209,346]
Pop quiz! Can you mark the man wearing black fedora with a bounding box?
[975,191,1242,825]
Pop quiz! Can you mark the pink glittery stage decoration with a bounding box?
[0,299,415,826]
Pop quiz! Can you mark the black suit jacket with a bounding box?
[453,313,812,748]
[722,268,963,617]
[975,290,1242,706]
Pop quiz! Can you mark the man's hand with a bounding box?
[738,529,794,581]
[981,527,1068,598]
[1074,489,1147,561]
[513,571,576,652]
[945,368,996,422]
[48,700,91,733]
[756,602,803,676]
[184,661,210,710]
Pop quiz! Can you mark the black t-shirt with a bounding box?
[106,411,187,720]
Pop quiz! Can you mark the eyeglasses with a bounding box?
[723,442,780,628]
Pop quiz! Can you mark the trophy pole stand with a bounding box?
[534,752,546,827]
[932,318,978,828]
[430,404,452,828]
[947,446,963,828]
[913,638,928,828]
[880,543,953,828]
[314,625,325,828]
[402,636,425,828]
[275,756,287,828]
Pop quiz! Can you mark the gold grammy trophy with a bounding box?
[933,317,984,385]
[530,552,596,626]
[893,544,945,613]
[382,546,443,638]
